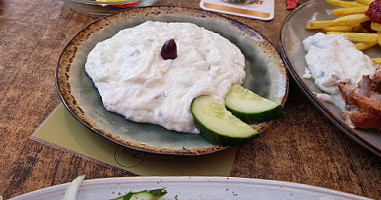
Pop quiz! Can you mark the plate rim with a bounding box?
[279,0,381,157]
[55,6,289,156]
[10,176,371,200]
[61,0,159,16]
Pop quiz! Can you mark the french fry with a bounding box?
[371,22,381,32]
[354,42,378,50]
[327,32,379,42]
[306,21,333,29]
[332,6,368,16]
[305,0,380,53]
[327,0,368,7]
[329,14,369,26]
[356,0,373,6]
[371,58,381,65]
[322,25,362,32]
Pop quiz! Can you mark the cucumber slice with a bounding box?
[225,84,285,124]
[191,95,259,146]
[112,188,167,200]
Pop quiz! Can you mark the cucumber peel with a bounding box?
[191,95,259,146]
[225,84,285,124]
[112,188,167,200]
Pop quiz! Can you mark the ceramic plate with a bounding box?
[280,0,381,157]
[62,0,158,16]
[56,7,288,156]
[10,176,370,200]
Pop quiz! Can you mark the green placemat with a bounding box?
[30,104,236,176]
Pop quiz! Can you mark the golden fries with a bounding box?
[356,0,373,6]
[306,21,333,29]
[327,32,379,42]
[329,14,369,26]
[371,23,381,32]
[305,0,381,51]
[305,14,367,30]
[326,0,367,7]
[371,58,381,65]
[332,7,368,16]
[322,25,362,32]
[354,42,378,50]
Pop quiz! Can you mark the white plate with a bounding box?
[10,176,370,200]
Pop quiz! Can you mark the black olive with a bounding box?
[161,39,177,60]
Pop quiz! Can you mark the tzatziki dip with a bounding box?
[302,33,375,109]
[85,21,246,134]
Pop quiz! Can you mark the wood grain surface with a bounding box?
[0,0,380,199]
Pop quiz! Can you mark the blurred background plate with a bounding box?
[56,7,288,156]
[280,0,381,157]
[10,176,371,200]
[62,0,157,16]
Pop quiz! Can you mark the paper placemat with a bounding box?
[200,0,274,20]
[30,104,236,176]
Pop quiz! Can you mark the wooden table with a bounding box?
[1,0,380,199]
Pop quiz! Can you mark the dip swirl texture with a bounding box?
[85,21,246,133]
[303,33,374,94]
[302,33,375,109]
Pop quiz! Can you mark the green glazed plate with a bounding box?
[56,7,288,156]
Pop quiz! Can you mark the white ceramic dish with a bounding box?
[280,0,381,157]
[10,176,371,200]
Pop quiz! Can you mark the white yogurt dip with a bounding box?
[85,21,246,133]
[302,33,375,109]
